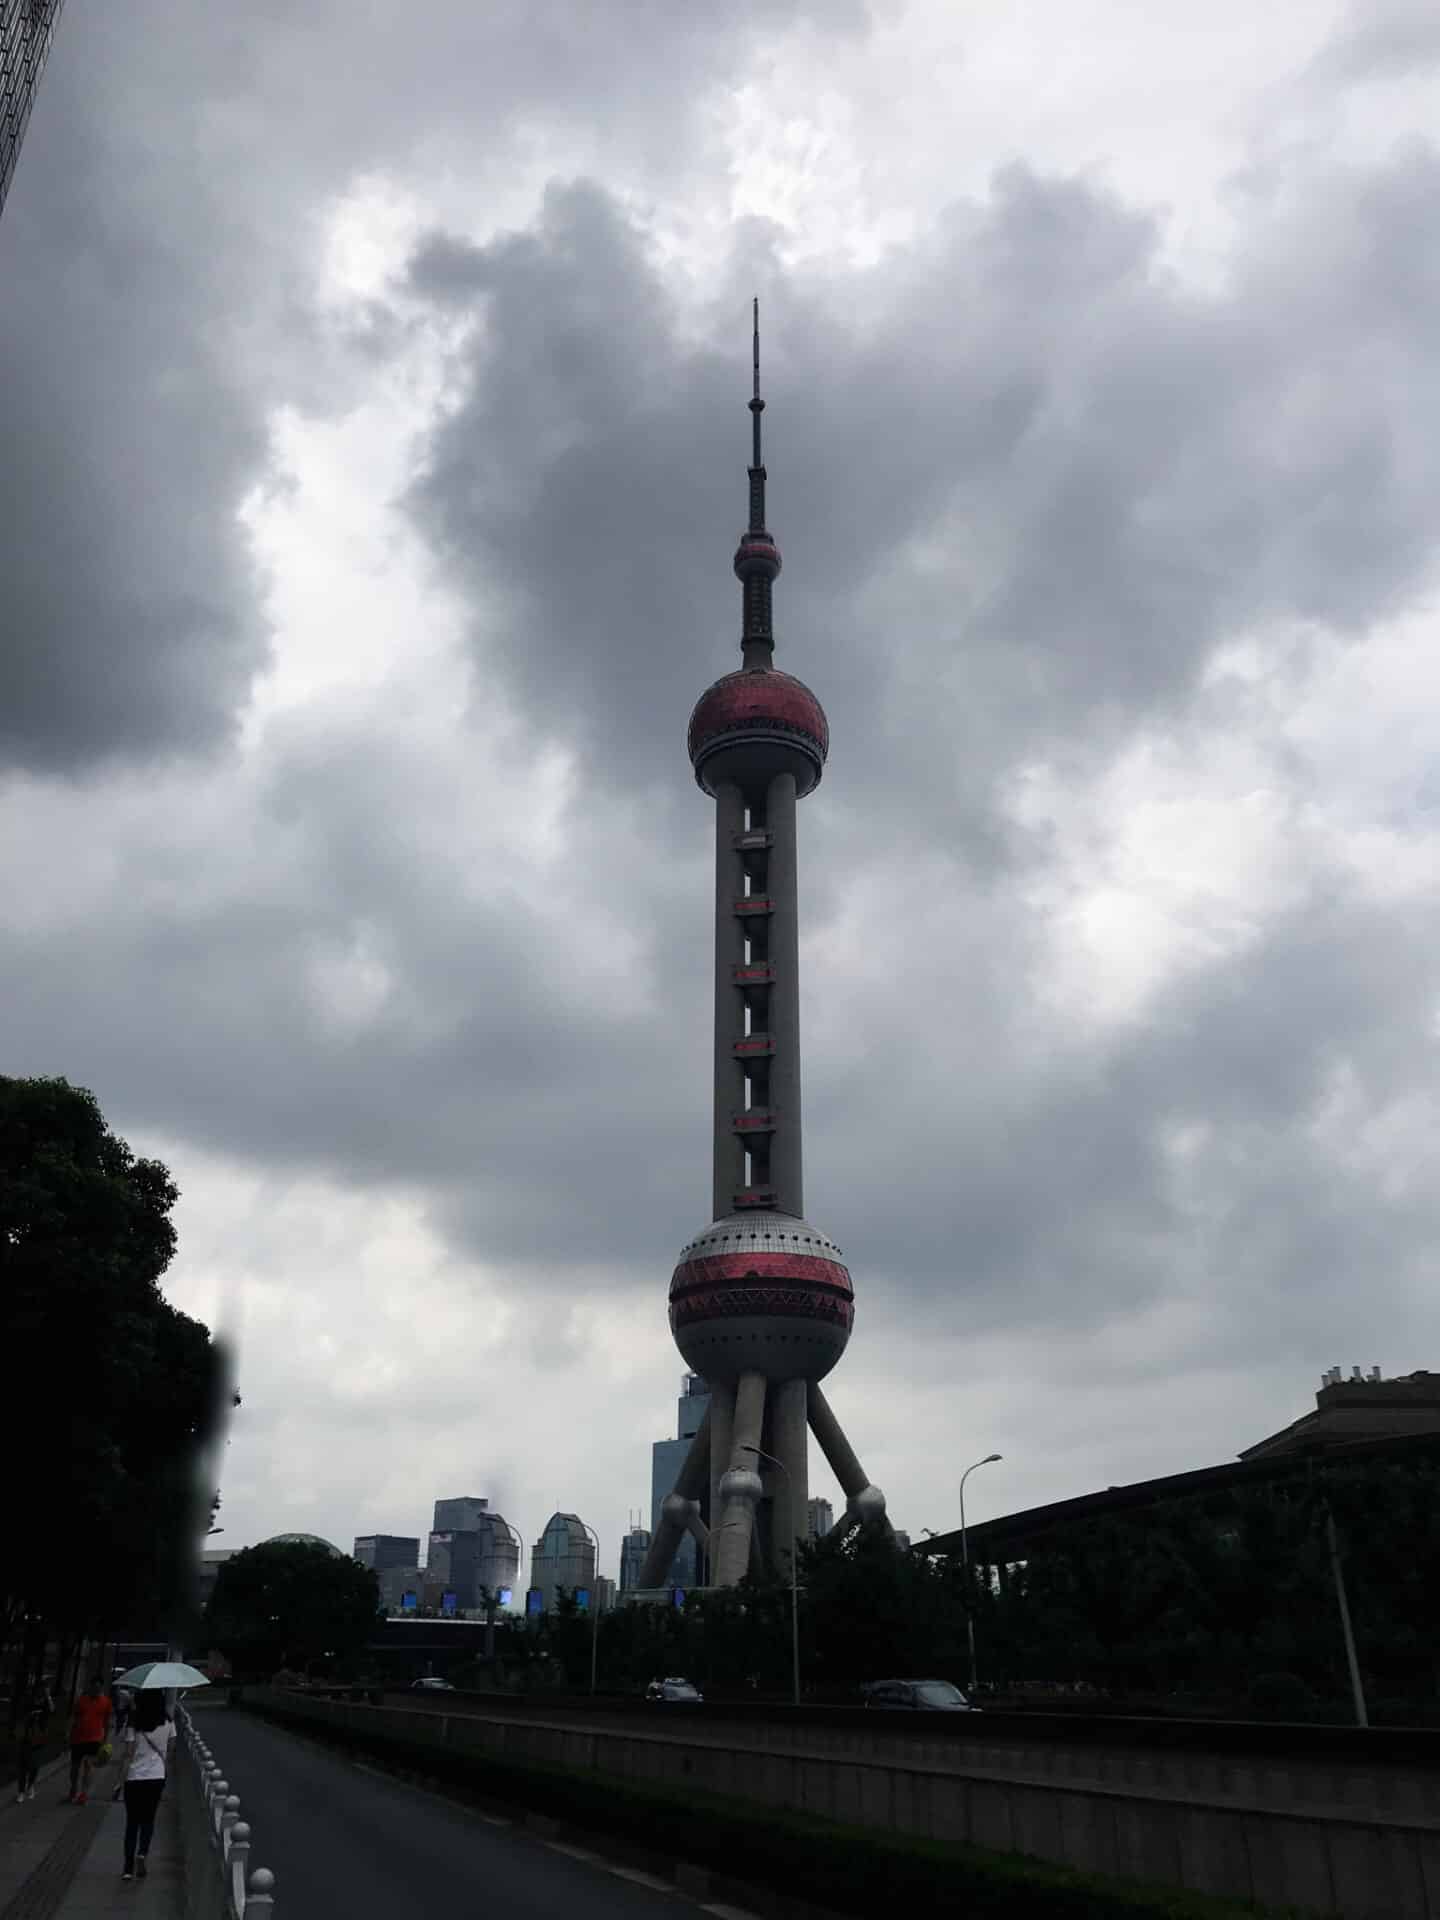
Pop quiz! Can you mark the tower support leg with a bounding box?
[709,1382,735,1559]
[808,1382,889,1537]
[713,1369,767,1586]
[638,1407,713,1589]
[771,1377,809,1575]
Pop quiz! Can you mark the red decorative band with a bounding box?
[670,1252,853,1299]
[670,1285,854,1332]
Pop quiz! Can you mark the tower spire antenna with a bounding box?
[735,297,780,666]
[749,296,764,509]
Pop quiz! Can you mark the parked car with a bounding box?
[861,1679,978,1711]
[645,1676,703,1703]
[410,1676,456,1691]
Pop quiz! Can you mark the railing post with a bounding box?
[221,1794,241,1851]
[210,1779,229,1840]
[245,1867,277,1915]
[228,1826,251,1918]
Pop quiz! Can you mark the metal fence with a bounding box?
[175,1705,277,1918]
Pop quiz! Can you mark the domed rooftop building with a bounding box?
[529,1512,597,1613]
[260,1532,344,1556]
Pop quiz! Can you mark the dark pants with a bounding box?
[16,1743,40,1792]
[123,1779,164,1868]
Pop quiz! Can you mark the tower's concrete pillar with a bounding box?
[713,781,747,1219]
[709,1380,735,1560]
[638,1408,713,1589]
[713,1368,767,1586]
[771,1376,809,1575]
[765,771,803,1218]
[807,1382,867,1499]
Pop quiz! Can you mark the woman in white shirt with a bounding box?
[115,1694,174,1881]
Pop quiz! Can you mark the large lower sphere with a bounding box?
[669,1211,853,1385]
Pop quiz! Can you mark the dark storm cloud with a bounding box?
[0,13,268,771]
[403,151,1440,852]
[0,0,863,774]
[7,0,1440,1395]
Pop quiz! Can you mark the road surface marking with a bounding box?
[701,1907,762,1920]
[476,1813,511,1826]
[543,1840,601,1862]
[606,1865,674,1892]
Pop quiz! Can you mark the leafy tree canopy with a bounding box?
[208,1542,381,1676]
[0,1075,228,1652]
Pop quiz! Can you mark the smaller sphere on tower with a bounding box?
[733,532,782,582]
[717,1466,764,1507]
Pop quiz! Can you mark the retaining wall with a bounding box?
[251,1688,1440,1917]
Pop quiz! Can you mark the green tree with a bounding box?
[1,1075,228,1704]
[207,1541,381,1678]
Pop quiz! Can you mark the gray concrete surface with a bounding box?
[0,1754,182,1920]
[193,1706,699,1919]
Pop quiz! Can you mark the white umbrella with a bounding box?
[113,1661,211,1691]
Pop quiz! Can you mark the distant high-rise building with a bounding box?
[377,1565,423,1615]
[806,1497,833,1540]
[650,1373,710,1587]
[530,1512,596,1612]
[433,1495,489,1533]
[1,0,65,219]
[353,1534,420,1572]
[618,1525,652,1592]
[426,1497,520,1606]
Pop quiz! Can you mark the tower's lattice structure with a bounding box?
[642,306,889,1591]
[1,0,64,219]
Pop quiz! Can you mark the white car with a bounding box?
[645,1676,703,1703]
[409,1676,456,1691]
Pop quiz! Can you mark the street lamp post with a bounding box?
[578,1520,601,1695]
[959,1453,1002,1697]
[741,1445,800,1707]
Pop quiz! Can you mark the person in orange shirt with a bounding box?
[67,1676,111,1805]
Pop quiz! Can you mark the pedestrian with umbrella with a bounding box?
[110,1662,208,1883]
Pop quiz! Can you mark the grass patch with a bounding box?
[242,1695,1320,1919]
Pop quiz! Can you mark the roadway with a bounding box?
[196,1707,702,1919]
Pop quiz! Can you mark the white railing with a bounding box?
[175,1704,277,1917]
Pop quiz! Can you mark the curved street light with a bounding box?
[577,1520,602,1695]
[960,1453,1003,1695]
[740,1445,801,1707]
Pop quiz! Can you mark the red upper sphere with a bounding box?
[687,667,829,797]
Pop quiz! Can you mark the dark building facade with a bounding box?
[1241,1368,1440,1459]
[353,1533,420,1572]
[1,0,64,218]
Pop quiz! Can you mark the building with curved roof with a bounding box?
[530,1512,596,1612]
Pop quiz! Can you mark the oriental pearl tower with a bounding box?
[640,304,889,1591]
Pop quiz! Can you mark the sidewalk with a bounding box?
[0,1755,182,1920]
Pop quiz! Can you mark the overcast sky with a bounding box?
[6,0,1440,1586]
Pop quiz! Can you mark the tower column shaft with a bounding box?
[765,771,803,1216]
[637,1408,713,1589]
[771,1377,809,1574]
[712,780,747,1218]
[713,1368,767,1586]
[709,1381,735,1554]
[807,1382,868,1500]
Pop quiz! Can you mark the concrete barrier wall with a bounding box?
[252,1690,1440,1918]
